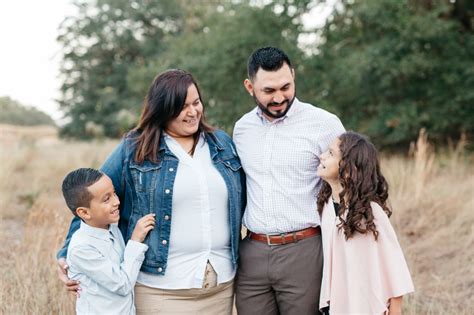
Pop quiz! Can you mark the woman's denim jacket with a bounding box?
[58,130,246,275]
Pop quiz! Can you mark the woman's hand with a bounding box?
[57,258,81,297]
[131,213,156,242]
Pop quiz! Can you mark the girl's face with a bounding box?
[317,137,342,181]
[165,84,203,138]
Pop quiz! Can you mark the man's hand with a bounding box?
[131,213,156,242]
[57,257,81,297]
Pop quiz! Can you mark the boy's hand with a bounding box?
[57,258,81,297]
[131,213,156,242]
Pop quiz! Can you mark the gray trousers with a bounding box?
[235,234,323,315]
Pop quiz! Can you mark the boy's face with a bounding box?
[80,175,120,229]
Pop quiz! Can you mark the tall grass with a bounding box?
[0,126,472,314]
[0,126,116,314]
[383,130,473,314]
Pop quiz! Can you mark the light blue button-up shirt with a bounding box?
[66,221,148,315]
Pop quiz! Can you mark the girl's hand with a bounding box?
[388,296,403,315]
[131,213,156,242]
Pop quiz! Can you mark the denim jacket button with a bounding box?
[157,267,163,272]
[164,215,170,220]
[162,240,168,245]
[165,189,170,194]
[169,168,174,172]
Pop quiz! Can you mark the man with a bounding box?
[233,47,345,315]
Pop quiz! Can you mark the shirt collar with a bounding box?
[255,97,300,125]
[80,221,113,241]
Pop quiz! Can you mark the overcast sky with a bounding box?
[0,0,76,121]
[0,1,333,123]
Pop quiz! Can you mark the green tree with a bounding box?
[306,0,474,147]
[57,0,315,137]
[0,96,55,126]
[57,0,183,138]
[129,1,310,132]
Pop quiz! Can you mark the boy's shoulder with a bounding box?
[68,223,122,256]
[67,227,98,257]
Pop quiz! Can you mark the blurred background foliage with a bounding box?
[57,0,473,148]
[0,97,56,126]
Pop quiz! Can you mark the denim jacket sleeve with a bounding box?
[101,140,126,200]
[56,140,126,260]
[228,134,247,219]
[214,130,247,219]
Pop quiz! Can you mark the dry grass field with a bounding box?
[0,124,472,314]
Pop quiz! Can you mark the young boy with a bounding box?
[61,168,155,315]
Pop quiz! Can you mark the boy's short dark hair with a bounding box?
[247,47,292,80]
[62,168,104,216]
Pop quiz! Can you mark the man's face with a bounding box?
[244,63,296,121]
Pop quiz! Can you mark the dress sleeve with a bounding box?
[371,203,415,300]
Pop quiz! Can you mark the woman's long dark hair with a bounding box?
[317,131,391,240]
[133,69,213,164]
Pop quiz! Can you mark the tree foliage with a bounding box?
[0,97,55,126]
[58,0,473,148]
[306,0,474,147]
[57,0,183,138]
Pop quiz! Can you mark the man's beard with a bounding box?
[253,94,296,120]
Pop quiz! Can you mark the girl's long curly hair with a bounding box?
[317,131,391,240]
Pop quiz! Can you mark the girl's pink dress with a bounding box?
[320,201,414,315]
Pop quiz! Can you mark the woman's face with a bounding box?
[165,84,203,138]
[317,137,342,182]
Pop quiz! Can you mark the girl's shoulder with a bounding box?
[370,201,389,220]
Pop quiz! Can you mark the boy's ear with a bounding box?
[76,207,91,221]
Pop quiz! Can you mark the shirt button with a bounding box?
[162,240,168,245]
[157,267,163,272]
[164,215,170,220]
[169,168,174,172]
[165,189,170,194]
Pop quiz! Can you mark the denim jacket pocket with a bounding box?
[221,158,242,172]
[221,157,243,194]
[129,162,162,193]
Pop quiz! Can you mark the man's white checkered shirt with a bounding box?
[233,98,345,234]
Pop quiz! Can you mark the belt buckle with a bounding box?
[266,233,287,246]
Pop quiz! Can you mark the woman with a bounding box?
[58,69,246,314]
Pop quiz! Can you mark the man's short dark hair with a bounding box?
[247,47,292,80]
[62,168,104,216]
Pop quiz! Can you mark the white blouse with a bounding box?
[137,133,235,289]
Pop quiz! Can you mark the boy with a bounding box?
[61,168,155,315]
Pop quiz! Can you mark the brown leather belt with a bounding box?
[247,226,321,246]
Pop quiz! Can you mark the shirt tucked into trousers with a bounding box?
[233,98,345,315]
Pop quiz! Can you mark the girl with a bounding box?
[317,131,414,315]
